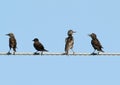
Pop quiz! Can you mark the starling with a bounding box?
[64,30,76,55]
[89,33,104,55]
[6,33,17,55]
[33,38,48,55]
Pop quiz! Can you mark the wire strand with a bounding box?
[0,52,120,56]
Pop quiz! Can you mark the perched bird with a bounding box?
[89,33,104,55]
[6,33,17,55]
[33,38,48,55]
[64,30,76,55]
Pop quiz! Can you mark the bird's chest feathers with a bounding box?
[66,38,74,46]
[91,39,98,44]
[9,38,16,44]
[34,42,40,46]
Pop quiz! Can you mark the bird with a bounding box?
[6,33,17,55]
[33,38,48,55]
[64,30,76,55]
[89,33,104,55]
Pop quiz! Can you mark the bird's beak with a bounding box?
[73,31,76,33]
[88,34,91,37]
[6,34,9,36]
[32,39,36,41]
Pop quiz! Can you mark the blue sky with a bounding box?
[0,0,120,85]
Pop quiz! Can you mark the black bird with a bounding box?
[89,33,104,55]
[6,33,17,55]
[33,38,48,55]
[64,30,76,55]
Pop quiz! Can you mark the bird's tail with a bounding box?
[43,49,48,52]
[101,50,104,52]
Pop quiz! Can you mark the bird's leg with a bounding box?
[71,49,75,55]
[7,48,11,55]
[13,48,16,55]
[62,50,69,55]
[91,49,97,55]
[93,49,96,53]
[13,51,15,55]
[66,50,69,55]
[98,50,104,55]
[98,51,100,55]
[63,51,69,55]
[36,51,38,53]
[41,51,44,55]
[98,51,102,55]
[62,52,68,55]
[34,51,39,55]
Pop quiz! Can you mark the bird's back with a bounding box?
[34,41,46,51]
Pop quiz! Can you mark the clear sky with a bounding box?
[0,0,120,85]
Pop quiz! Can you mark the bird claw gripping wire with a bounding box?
[7,52,12,55]
[91,53,98,55]
[33,52,40,55]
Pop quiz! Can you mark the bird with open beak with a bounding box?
[6,33,17,55]
[33,38,48,55]
[88,33,104,55]
[63,30,76,55]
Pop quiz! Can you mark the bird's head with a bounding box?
[33,38,39,42]
[88,33,97,39]
[67,30,76,36]
[6,33,14,37]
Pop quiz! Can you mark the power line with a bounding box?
[0,52,120,56]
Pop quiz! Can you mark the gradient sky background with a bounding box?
[0,0,120,85]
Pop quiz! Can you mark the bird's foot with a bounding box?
[91,52,98,55]
[33,52,40,55]
[7,52,12,55]
[13,52,15,55]
[73,52,75,55]
[62,53,68,55]
[41,52,43,55]
[40,53,43,55]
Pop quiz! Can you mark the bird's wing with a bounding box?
[9,38,17,48]
[34,41,45,51]
[96,39,103,48]
[14,38,17,47]
[65,37,74,51]
[92,39,103,49]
